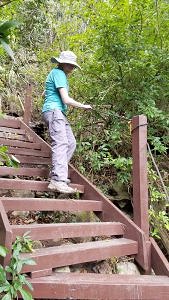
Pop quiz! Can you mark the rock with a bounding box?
[0,190,11,197]
[11,189,35,198]
[92,260,113,274]
[70,264,84,273]
[52,239,74,246]
[75,211,100,222]
[32,240,43,249]
[71,236,93,243]
[54,266,70,273]
[109,181,130,201]
[11,210,29,218]
[116,261,141,275]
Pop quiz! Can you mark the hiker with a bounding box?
[42,50,92,194]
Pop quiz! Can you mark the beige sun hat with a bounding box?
[51,50,81,69]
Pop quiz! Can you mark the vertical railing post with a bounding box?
[132,115,149,237]
[0,201,13,267]
[23,84,32,125]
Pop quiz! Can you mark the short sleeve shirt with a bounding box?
[42,68,68,113]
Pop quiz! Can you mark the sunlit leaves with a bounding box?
[0,20,18,59]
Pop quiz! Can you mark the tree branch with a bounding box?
[0,0,16,8]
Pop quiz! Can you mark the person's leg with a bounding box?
[43,109,68,181]
[65,122,76,162]
[50,110,69,181]
[43,110,75,193]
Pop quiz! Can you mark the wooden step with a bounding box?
[0,126,25,135]
[0,138,41,149]
[6,155,51,165]
[0,167,49,178]
[0,178,84,193]
[11,222,124,241]
[0,131,33,142]
[21,238,138,273]
[8,147,50,158]
[2,197,102,212]
[29,273,169,300]
[0,117,20,128]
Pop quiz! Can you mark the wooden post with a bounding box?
[23,84,32,125]
[0,201,13,266]
[132,115,149,237]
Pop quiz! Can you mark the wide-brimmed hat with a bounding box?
[51,50,81,69]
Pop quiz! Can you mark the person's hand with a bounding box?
[83,104,92,110]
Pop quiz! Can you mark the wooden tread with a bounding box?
[21,238,138,273]
[11,222,124,241]
[2,197,102,212]
[0,166,49,178]
[0,117,20,128]
[0,178,84,193]
[8,147,50,158]
[29,273,169,300]
[0,138,41,149]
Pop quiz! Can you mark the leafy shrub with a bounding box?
[0,232,35,300]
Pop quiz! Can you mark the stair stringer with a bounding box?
[69,165,150,272]
[151,238,169,276]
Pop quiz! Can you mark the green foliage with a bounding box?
[111,157,132,184]
[148,162,169,244]
[0,145,20,167]
[149,208,169,237]
[0,20,18,59]
[0,245,8,258]
[0,233,35,300]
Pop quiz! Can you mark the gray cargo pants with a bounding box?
[43,109,76,182]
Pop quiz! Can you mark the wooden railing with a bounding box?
[23,85,150,236]
[23,84,32,125]
[132,115,149,237]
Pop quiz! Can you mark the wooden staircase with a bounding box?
[0,114,169,300]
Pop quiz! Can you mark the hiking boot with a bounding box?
[48,172,71,184]
[48,180,76,194]
[66,178,71,184]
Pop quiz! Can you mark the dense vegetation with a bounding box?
[0,0,168,256]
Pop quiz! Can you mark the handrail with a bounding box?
[23,84,32,125]
[22,88,150,237]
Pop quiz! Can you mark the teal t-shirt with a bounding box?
[42,68,68,113]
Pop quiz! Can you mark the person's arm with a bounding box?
[59,87,92,109]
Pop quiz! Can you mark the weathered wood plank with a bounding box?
[0,127,25,135]
[11,222,123,241]
[2,198,102,212]
[0,201,12,266]
[21,238,138,273]
[151,238,169,276]
[8,147,51,158]
[29,273,169,300]
[132,115,149,237]
[0,118,20,128]
[0,178,84,193]
[30,268,53,279]
[0,166,49,177]
[0,138,41,149]
[0,132,32,142]
[8,155,51,165]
